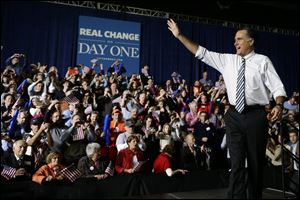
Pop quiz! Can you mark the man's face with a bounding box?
[13,140,27,157]
[125,126,133,134]
[185,134,195,145]
[234,30,254,57]
[289,132,298,144]
[199,113,207,122]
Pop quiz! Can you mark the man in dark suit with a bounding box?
[1,140,35,180]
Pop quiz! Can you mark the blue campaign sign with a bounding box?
[77,16,141,75]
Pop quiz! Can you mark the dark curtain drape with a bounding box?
[1,1,298,95]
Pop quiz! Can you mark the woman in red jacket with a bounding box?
[32,152,65,184]
[153,144,188,177]
[115,135,145,174]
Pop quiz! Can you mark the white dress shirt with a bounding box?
[116,132,146,152]
[195,46,287,106]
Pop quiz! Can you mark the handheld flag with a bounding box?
[7,109,19,137]
[16,79,27,93]
[103,114,111,146]
[60,164,82,182]
[1,165,16,180]
[104,161,114,176]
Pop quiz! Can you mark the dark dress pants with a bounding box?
[225,106,268,199]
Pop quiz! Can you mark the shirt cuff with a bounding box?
[165,168,172,177]
[273,89,287,100]
[195,46,206,60]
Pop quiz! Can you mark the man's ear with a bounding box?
[249,38,254,47]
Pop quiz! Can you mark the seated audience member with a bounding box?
[1,140,35,180]
[115,135,145,174]
[77,142,112,180]
[284,110,299,134]
[180,133,202,171]
[285,130,299,197]
[153,144,188,177]
[32,152,64,184]
[283,95,299,113]
[265,129,284,166]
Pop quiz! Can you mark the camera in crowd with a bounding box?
[72,86,83,91]
[125,93,133,99]
[12,53,25,59]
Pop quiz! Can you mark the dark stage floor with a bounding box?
[127,188,297,199]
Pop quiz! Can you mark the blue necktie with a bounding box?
[236,58,245,113]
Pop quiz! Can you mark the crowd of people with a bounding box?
[1,53,298,193]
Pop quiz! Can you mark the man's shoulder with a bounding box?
[117,132,126,138]
[253,53,270,61]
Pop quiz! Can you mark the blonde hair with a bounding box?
[46,152,60,164]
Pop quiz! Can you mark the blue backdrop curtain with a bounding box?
[1,1,298,95]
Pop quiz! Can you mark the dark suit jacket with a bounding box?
[1,153,35,180]
[77,156,109,178]
[180,145,201,171]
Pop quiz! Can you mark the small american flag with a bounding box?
[73,127,85,141]
[60,166,82,182]
[133,159,149,172]
[104,161,114,176]
[1,165,16,180]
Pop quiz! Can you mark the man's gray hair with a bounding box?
[86,142,101,157]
